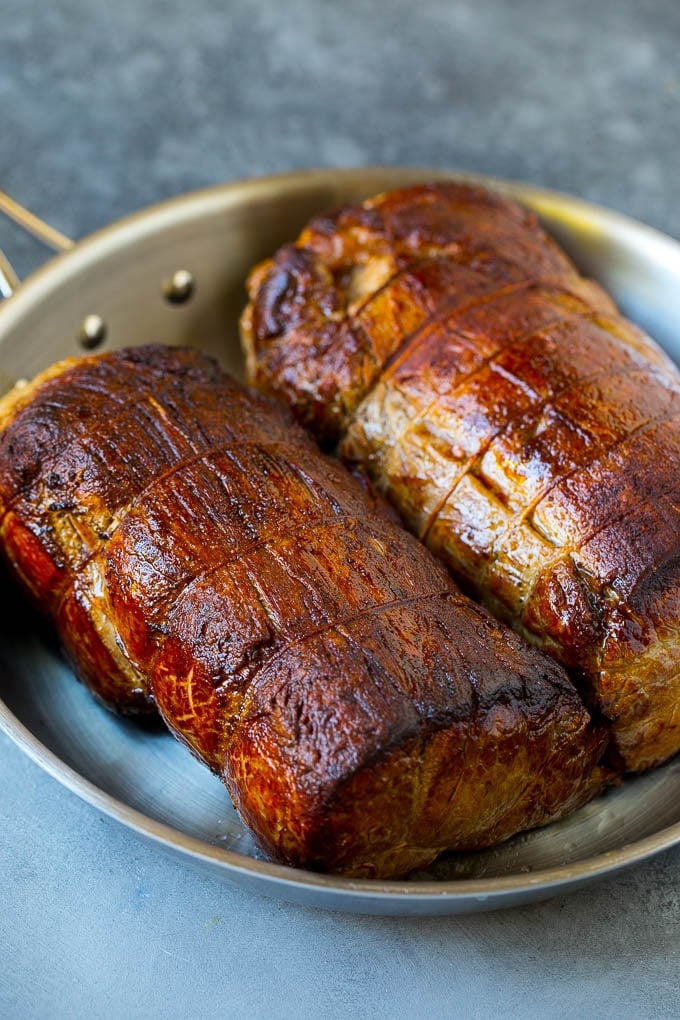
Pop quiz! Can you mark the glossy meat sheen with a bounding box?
[242,182,680,772]
[0,345,606,877]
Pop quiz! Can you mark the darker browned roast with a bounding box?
[242,182,680,772]
[0,344,606,877]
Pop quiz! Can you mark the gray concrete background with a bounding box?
[1,1,679,1016]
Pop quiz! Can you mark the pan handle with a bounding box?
[0,249,19,299]
[0,189,74,299]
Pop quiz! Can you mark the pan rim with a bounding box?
[1,165,679,911]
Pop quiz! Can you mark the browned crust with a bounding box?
[242,182,680,772]
[0,344,607,875]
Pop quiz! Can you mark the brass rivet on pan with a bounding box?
[79,314,107,349]
[163,269,195,304]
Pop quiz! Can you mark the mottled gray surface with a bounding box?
[1,1,680,1016]
[2,0,679,271]
[2,736,680,1020]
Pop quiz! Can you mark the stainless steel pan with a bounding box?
[1,167,679,915]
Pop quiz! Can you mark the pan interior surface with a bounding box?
[1,168,679,913]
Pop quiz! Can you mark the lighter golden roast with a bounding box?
[242,182,680,772]
[0,345,606,877]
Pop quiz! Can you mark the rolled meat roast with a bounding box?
[242,181,680,772]
[0,345,606,877]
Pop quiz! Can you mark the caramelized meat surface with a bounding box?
[242,182,680,772]
[0,345,606,877]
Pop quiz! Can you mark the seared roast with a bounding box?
[0,345,606,877]
[242,182,680,772]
